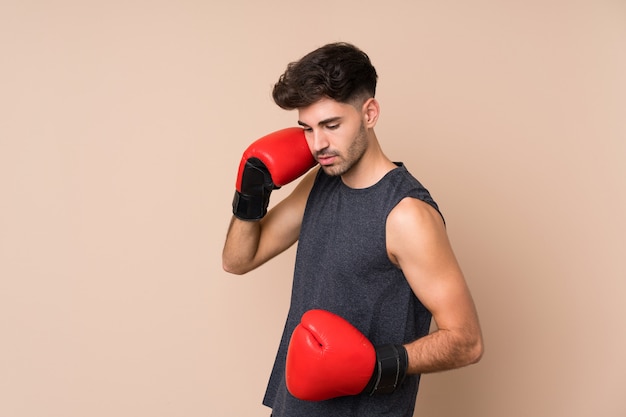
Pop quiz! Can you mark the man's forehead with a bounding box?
[297,99,356,125]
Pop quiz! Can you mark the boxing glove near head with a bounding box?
[232,127,316,220]
[286,309,408,402]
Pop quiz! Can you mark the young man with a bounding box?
[222,42,483,417]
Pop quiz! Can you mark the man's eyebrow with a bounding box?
[297,117,342,128]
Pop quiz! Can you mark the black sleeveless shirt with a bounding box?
[263,163,442,416]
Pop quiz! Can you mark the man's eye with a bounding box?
[327,124,339,130]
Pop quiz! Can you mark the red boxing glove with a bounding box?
[286,309,408,401]
[232,127,316,220]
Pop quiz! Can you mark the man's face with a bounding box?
[297,97,369,177]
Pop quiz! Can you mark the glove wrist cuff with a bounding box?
[232,190,270,221]
[364,344,408,396]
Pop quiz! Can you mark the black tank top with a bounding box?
[264,163,442,416]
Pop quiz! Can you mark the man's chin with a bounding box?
[320,164,347,177]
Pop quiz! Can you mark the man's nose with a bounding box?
[310,129,329,152]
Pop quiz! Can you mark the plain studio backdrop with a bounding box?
[1,1,625,416]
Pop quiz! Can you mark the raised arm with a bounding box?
[222,168,317,274]
[222,128,317,275]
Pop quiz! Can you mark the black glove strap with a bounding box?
[232,158,275,221]
[232,191,269,221]
[364,344,408,396]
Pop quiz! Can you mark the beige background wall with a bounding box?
[1,1,625,416]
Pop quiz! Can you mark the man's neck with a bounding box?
[341,135,396,189]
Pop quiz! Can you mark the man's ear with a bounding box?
[362,98,380,128]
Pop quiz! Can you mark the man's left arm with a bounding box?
[386,197,484,374]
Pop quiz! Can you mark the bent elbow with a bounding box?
[468,335,484,365]
[222,260,247,275]
[222,254,257,275]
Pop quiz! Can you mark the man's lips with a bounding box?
[316,154,337,166]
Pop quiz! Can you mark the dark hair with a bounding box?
[272,42,378,110]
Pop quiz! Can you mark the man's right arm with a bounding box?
[222,168,317,274]
[222,127,317,274]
